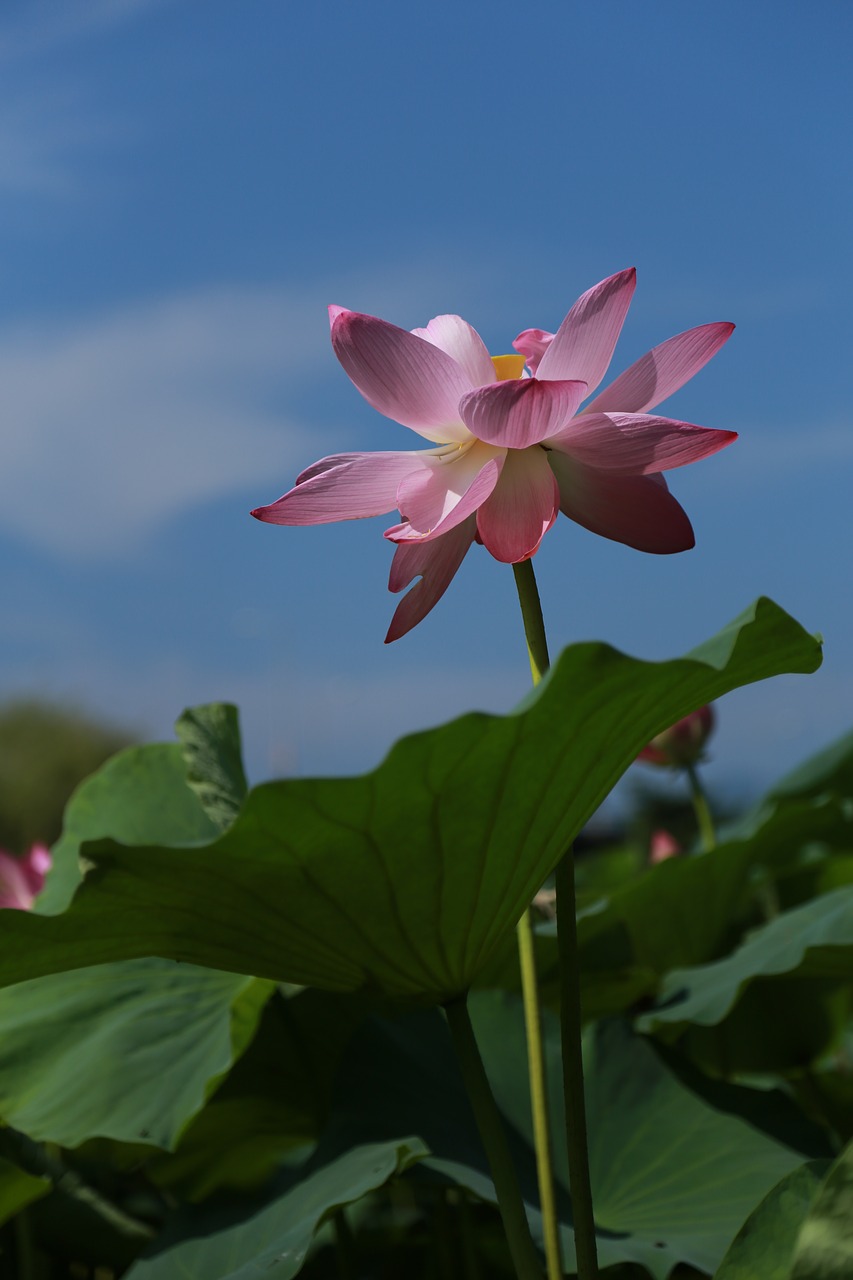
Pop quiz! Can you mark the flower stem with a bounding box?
[685,762,715,852]
[333,1208,357,1280]
[512,556,599,1280]
[517,908,564,1280]
[511,560,562,1280]
[444,996,545,1280]
[512,561,550,682]
[555,855,599,1280]
[0,1125,154,1244]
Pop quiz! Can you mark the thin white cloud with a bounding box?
[0,87,112,196]
[724,422,853,479]
[0,264,482,562]
[0,287,332,560]
[0,2,172,198]
[0,0,175,62]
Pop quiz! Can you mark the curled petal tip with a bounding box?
[328,304,348,329]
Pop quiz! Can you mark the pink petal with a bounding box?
[549,412,738,474]
[512,328,554,376]
[410,315,497,388]
[548,452,695,553]
[251,451,435,525]
[395,440,505,535]
[385,516,476,642]
[330,308,472,443]
[0,852,35,910]
[476,446,559,563]
[459,378,588,449]
[20,844,51,895]
[537,268,636,392]
[390,452,505,544]
[585,322,736,415]
[649,830,682,863]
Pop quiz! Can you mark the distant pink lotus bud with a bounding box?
[0,844,52,910]
[638,705,715,768]
[649,830,682,863]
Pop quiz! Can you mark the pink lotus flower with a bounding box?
[649,830,682,864]
[638,704,715,768]
[253,269,736,641]
[0,843,51,910]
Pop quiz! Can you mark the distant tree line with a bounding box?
[0,701,134,853]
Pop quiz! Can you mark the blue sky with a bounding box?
[0,0,850,809]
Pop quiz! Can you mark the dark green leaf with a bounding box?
[638,885,853,1034]
[38,742,220,915]
[127,1139,427,1279]
[0,1156,50,1225]
[789,1138,853,1279]
[150,988,379,1198]
[544,790,853,1026]
[321,994,807,1279]
[714,1161,828,1280]
[0,963,272,1149]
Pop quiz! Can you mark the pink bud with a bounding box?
[638,705,715,768]
[0,843,52,910]
[649,830,682,864]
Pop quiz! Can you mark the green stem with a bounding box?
[512,561,550,682]
[685,762,715,852]
[511,560,562,1280]
[517,909,564,1280]
[333,1207,357,1280]
[0,1126,153,1244]
[511,557,598,1278]
[555,855,599,1280]
[444,996,545,1280]
[434,1187,458,1279]
[15,1208,37,1280]
[458,1190,483,1280]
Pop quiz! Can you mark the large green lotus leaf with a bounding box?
[126,1138,427,1279]
[638,884,853,1035]
[319,993,807,1279]
[789,1138,853,1279]
[5,713,271,1151]
[37,740,220,915]
[714,1160,828,1280]
[0,962,272,1149]
[0,598,821,1001]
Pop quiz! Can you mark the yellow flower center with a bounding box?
[491,353,526,381]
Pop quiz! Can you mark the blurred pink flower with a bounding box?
[638,705,715,768]
[0,843,51,910]
[253,269,735,640]
[649,830,682,864]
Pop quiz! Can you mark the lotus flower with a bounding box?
[638,704,715,768]
[253,269,736,640]
[0,843,51,910]
[649,830,682,864]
